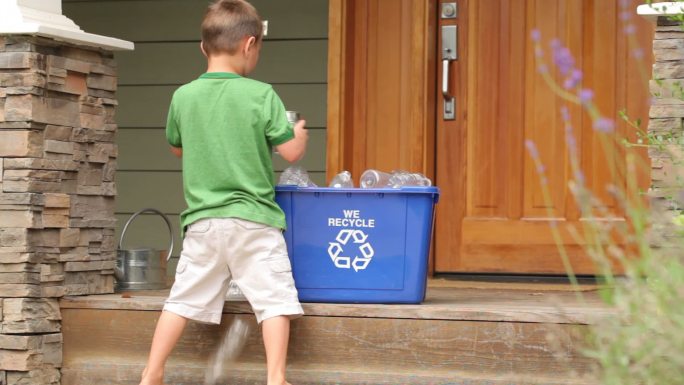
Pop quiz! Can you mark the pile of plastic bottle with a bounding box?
[278,167,432,188]
[359,169,431,188]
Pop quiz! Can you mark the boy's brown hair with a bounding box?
[201,0,263,55]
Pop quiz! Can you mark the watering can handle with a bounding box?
[119,208,175,261]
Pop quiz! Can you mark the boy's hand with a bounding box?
[276,119,308,163]
[293,119,308,142]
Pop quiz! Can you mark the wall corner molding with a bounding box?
[0,0,134,51]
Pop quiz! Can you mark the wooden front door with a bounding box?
[327,0,652,275]
[434,0,653,274]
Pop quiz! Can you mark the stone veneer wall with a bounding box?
[0,36,118,385]
[649,17,684,241]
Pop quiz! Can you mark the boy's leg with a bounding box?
[140,218,230,384]
[225,219,303,385]
[262,315,291,385]
[139,311,189,385]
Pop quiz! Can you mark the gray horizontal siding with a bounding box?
[116,40,327,85]
[63,0,328,41]
[63,0,329,269]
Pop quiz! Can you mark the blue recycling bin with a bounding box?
[275,186,440,304]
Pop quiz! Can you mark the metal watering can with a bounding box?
[114,208,175,291]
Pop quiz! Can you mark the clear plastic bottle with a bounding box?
[388,170,432,188]
[225,280,246,301]
[360,169,392,188]
[275,111,300,155]
[329,170,354,188]
[278,165,317,187]
[286,110,300,124]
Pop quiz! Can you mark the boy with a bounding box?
[139,1,308,384]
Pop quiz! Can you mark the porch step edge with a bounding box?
[61,361,597,385]
[59,290,614,325]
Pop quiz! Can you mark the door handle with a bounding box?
[442,58,452,99]
[441,25,457,120]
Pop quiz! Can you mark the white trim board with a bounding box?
[0,0,133,51]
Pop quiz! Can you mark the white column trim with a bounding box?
[638,2,684,19]
[0,0,133,51]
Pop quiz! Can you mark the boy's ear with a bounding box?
[245,36,257,53]
[200,41,208,57]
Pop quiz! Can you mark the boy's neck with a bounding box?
[206,54,247,76]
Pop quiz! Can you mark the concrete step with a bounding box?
[60,284,606,385]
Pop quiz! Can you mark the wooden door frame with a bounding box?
[326,0,437,181]
[326,0,351,180]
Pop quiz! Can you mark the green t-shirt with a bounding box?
[165,72,294,234]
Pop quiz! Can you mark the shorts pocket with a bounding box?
[187,219,211,234]
[175,257,188,275]
[269,257,292,273]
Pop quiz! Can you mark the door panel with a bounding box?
[435,0,652,274]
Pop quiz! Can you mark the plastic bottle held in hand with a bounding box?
[274,111,301,155]
[286,110,300,125]
[329,171,354,188]
[360,169,392,188]
[389,170,432,188]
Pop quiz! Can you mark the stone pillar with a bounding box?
[0,1,132,384]
[639,3,684,243]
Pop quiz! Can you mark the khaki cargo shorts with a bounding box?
[163,217,304,324]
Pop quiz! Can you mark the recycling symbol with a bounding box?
[327,229,374,272]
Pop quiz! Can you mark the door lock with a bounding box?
[441,3,457,19]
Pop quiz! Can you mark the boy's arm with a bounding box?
[275,119,308,163]
[170,146,183,158]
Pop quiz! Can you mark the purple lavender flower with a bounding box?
[632,48,644,59]
[552,45,575,75]
[563,78,574,89]
[531,29,541,42]
[619,10,631,21]
[578,89,594,105]
[594,117,615,133]
[561,108,578,156]
[525,140,547,179]
[525,139,539,159]
[537,63,549,74]
[563,69,583,89]
[536,164,546,175]
[560,106,571,121]
[624,24,636,35]
[565,125,577,151]
[561,109,585,188]
[619,0,631,9]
